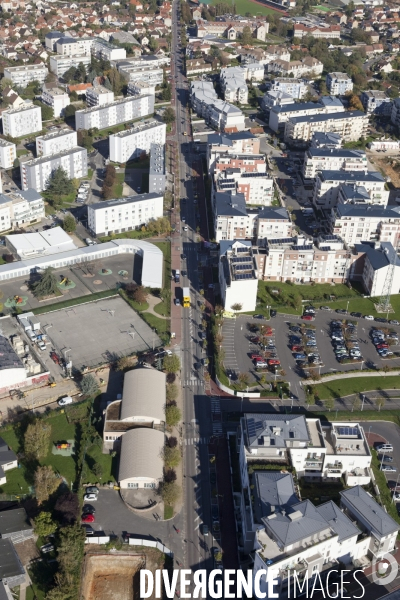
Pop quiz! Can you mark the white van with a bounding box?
[58,396,73,406]
[377,443,393,452]
[85,238,94,246]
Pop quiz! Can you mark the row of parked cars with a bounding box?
[330,320,362,363]
[249,325,280,370]
[76,181,90,203]
[288,323,322,368]
[370,328,398,358]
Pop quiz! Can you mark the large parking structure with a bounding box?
[40,296,162,370]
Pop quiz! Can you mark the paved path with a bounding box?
[144,295,169,319]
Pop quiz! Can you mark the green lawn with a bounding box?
[100,230,153,242]
[371,449,400,525]
[310,376,400,402]
[314,4,332,10]
[112,172,125,198]
[17,149,29,157]
[209,0,282,15]
[0,255,6,265]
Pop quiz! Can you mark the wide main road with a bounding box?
[170,0,214,582]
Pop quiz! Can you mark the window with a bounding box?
[144,483,155,489]
[127,482,139,489]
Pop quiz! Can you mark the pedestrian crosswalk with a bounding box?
[183,379,204,388]
[183,437,209,445]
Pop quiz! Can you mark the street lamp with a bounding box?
[361,394,365,411]
[361,360,364,371]
[346,300,350,313]
[267,305,271,319]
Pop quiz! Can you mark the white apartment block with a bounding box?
[3,105,42,138]
[0,189,45,232]
[261,90,293,111]
[56,36,94,57]
[41,88,70,118]
[369,139,399,151]
[241,45,290,65]
[127,80,156,98]
[91,38,126,61]
[20,147,88,192]
[0,139,16,169]
[75,94,155,131]
[149,143,166,195]
[214,153,266,177]
[4,64,48,89]
[214,171,274,206]
[303,149,367,179]
[254,235,353,283]
[86,86,115,107]
[269,97,343,132]
[190,80,245,133]
[36,129,78,157]
[330,204,400,248]
[269,78,308,99]
[220,66,248,104]
[313,170,389,209]
[285,110,369,145]
[256,207,292,240]
[213,191,258,242]
[207,132,260,174]
[326,72,353,95]
[391,97,400,130]
[109,120,166,164]
[219,240,258,312]
[49,54,91,78]
[267,57,323,78]
[354,241,400,297]
[120,65,164,86]
[87,193,163,237]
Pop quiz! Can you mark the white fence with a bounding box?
[128,538,173,557]
[85,536,110,545]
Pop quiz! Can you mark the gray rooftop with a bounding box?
[120,368,165,422]
[0,438,17,468]
[75,94,151,115]
[264,499,330,547]
[307,148,366,159]
[339,184,371,203]
[289,110,365,125]
[255,472,298,519]
[318,170,385,183]
[0,337,24,372]
[336,204,400,218]
[149,143,165,176]
[119,428,164,484]
[258,207,290,220]
[111,120,165,139]
[244,414,309,449]
[215,190,247,217]
[0,538,24,580]
[22,146,86,167]
[0,508,31,537]
[207,131,256,146]
[90,192,162,211]
[355,241,400,271]
[36,128,75,142]
[316,500,360,542]
[340,485,399,537]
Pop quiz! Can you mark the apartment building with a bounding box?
[207,131,260,173]
[55,36,93,56]
[352,241,400,297]
[49,54,91,78]
[118,64,164,86]
[269,97,343,132]
[190,81,245,133]
[261,90,293,111]
[310,131,342,149]
[391,97,400,130]
[219,240,258,312]
[285,110,369,145]
[0,189,44,232]
[369,139,399,151]
[148,143,166,195]
[293,23,341,38]
[36,129,77,157]
[112,55,170,70]
[329,204,400,248]
[127,80,156,98]
[361,90,392,115]
[213,190,256,242]
[256,206,292,240]
[220,66,248,104]
[75,94,154,131]
[326,72,353,95]
[87,193,163,236]
[214,153,266,176]
[267,57,323,78]
[3,105,42,138]
[254,235,353,283]
[91,38,126,61]
[268,78,308,99]
[20,147,87,192]
[109,120,166,163]
[0,139,16,169]
[4,65,48,89]
[313,170,389,209]
[303,149,367,179]
[86,86,115,107]
[214,170,274,206]
[195,18,269,41]
[240,46,290,66]
[41,88,70,118]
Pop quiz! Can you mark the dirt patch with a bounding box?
[81,549,166,600]
[14,537,40,566]
[370,154,400,188]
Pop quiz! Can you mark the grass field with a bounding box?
[314,4,332,10]
[309,376,400,402]
[208,0,283,15]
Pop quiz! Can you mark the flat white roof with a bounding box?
[6,227,77,257]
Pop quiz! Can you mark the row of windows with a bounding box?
[127,482,155,489]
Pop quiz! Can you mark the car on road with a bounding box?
[335,309,347,314]
[201,524,209,535]
[40,543,54,554]
[183,226,188,231]
[320,306,331,311]
[365,315,374,320]
[268,359,280,366]
[82,504,96,515]
[82,514,95,523]
[250,336,260,343]
[38,341,46,351]
[175,298,180,306]
[85,486,99,495]
[375,317,388,323]
[253,314,264,319]
[382,466,397,472]
[250,353,262,360]
[50,351,60,364]
[270,310,277,317]
[290,345,303,352]
[181,254,187,260]
[293,353,307,360]
[58,396,73,406]
[302,315,314,321]
[376,443,393,452]
[84,493,98,502]
[350,312,362,318]
[389,320,400,325]
[289,326,301,333]
[379,455,393,462]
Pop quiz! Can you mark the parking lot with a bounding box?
[40,296,161,370]
[221,310,400,399]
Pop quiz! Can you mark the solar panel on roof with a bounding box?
[232,256,252,263]
[337,426,359,436]
[234,263,253,271]
[268,238,293,245]
[236,247,248,253]
[292,245,313,251]
[319,246,331,251]
[247,418,256,438]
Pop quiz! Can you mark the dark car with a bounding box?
[289,327,301,333]
[336,309,347,314]
[82,504,96,515]
[270,310,277,317]
[253,314,264,319]
[350,312,362,318]
[375,317,388,323]
[181,253,187,260]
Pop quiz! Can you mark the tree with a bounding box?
[167,436,178,448]
[35,465,61,504]
[231,303,242,314]
[33,100,53,121]
[24,420,51,460]
[80,374,99,396]
[32,267,59,298]
[164,468,177,483]
[161,481,180,506]
[57,524,86,578]
[348,93,364,111]
[64,105,76,118]
[163,107,176,125]
[62,214,76,233]
[164,445,180,468]
[241,25,253,45]
[149,36,159,52]
[166,404,181,427]
[166,383,178,402]
[375,397,385,412]
[34,511,57,537]
[107,67,125,94]
[133,285,148,305]
[54,492,79,525]
[308,368,321,382]
[76,62,86,83]
[324,397,335,412]
[238,372,250,388]
[92,462,103,479]
[46,166,74,199]
[0,77,12,90]
[163,354,180,373]
[63,66,77,83]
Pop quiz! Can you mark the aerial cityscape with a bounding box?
[1,0,400,597]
